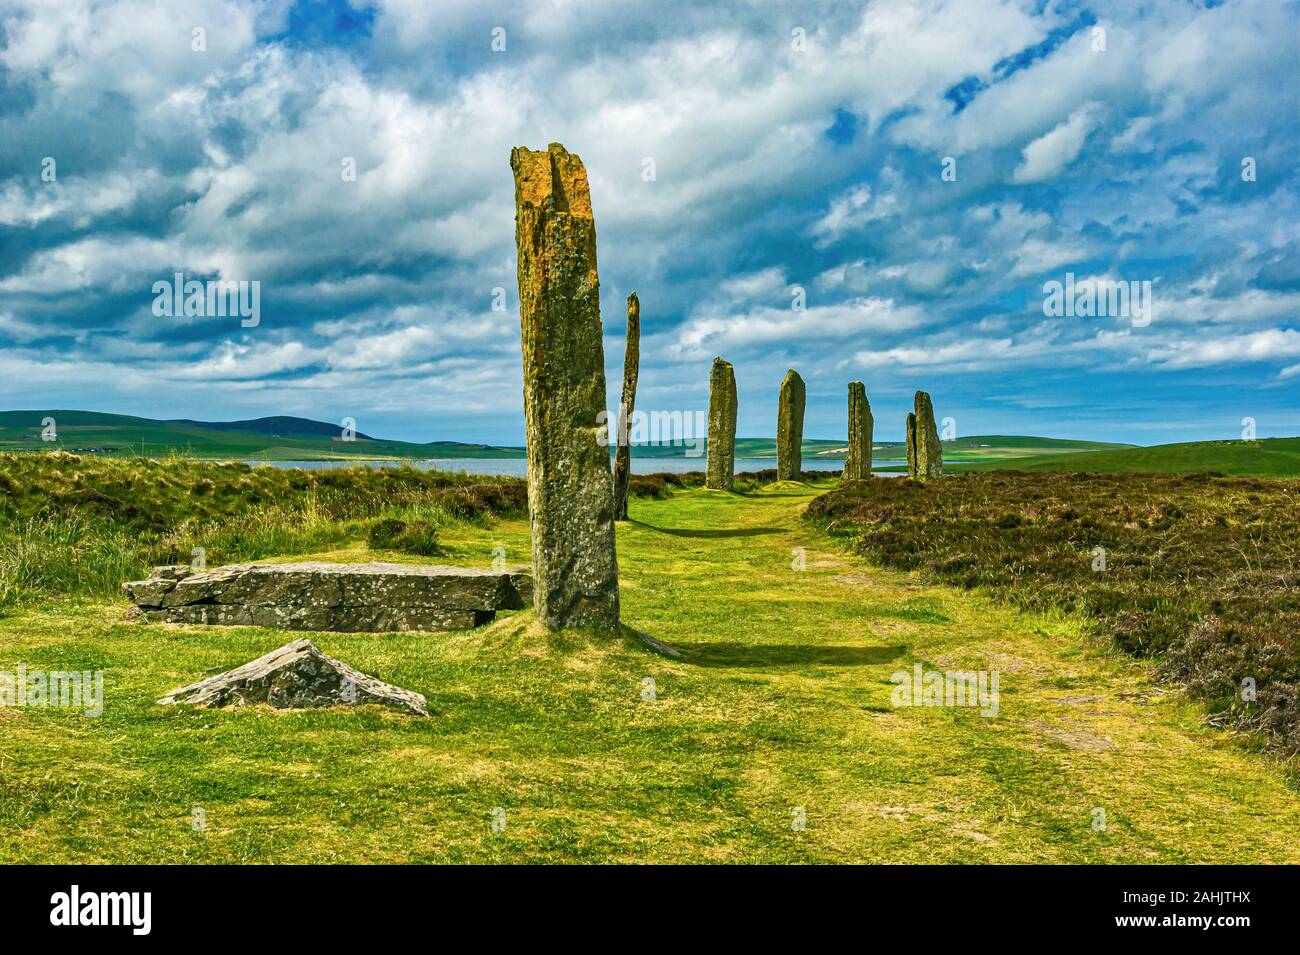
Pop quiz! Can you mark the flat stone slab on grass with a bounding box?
[124,561,531,633]
[157,637,428,716]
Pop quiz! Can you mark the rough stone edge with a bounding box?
[156,637,429,716]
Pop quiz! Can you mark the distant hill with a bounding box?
[167,415,376,440]
[0,411,1152,467]
[4,411,1293,476]
[0,410,522,460]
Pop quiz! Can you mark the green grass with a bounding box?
[949,437,1300,477]
[3,480,1299,863]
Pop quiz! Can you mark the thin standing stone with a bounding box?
[777,369,806,480]
[706,356,737,490]
[844,381,873,481]
[906,412,918,478]
[613,292,640,521]
[913,390,944,480]
[510,143,620,632]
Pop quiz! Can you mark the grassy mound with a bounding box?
[0,452,543,608]
[806,472,1300,754]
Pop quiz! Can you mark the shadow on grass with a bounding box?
[627,519,784,538]
[672,642,907,668]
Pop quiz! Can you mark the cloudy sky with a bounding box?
[2,0,1298,444]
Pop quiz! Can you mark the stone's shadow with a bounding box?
[627,519,784,539]
[671,642,907,668]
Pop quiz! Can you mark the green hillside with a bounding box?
[950,437,1300,478]
[0,411,522,461]
[869,434,1131,465]
[0,411,1132,464]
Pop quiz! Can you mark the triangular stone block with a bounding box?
[157,638,428,716]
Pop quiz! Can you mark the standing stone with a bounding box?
[906,413,918,478]
[510,143,620,633]
[913,390,944,480]
[613,292,640,521]
[844,381,873,481]
[706,356,737,489]
[776,369,806,481]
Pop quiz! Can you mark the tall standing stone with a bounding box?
[510,143,620,633]
[706,357,737,490]
[844,381,873,481]
[906,413,918,478]
[913,390,944,480]
[776,369,805,481]
[613,292,640,521]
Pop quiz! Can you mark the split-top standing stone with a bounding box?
[510,143,620,632]
[776,369,805,480]
[906,412,918,478]
[913,390,944,480]
[844,381,873,481]
[706,356,737,489]
[613,292,640,521]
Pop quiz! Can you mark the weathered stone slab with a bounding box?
[124,562,530,633]
[914,390,944,480]
[157,637,428,715]
[159,603,486,632]
[123,565,194,607]
[844,381,873,481]
[511,142,621,633]
[706,356,737,490]
[777,369,806,480]
[613,291,640,521]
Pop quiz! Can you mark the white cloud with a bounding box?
[1,0,1298,440]
[1012,103,1103,184]
[668,297,926,360]
[1145,328,1300,370]
[810,185,872,245]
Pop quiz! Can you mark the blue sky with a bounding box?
[1,0,1298,445]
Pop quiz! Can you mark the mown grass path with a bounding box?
[2,479,1297,862]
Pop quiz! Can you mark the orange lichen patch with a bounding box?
[510,143,593,218]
